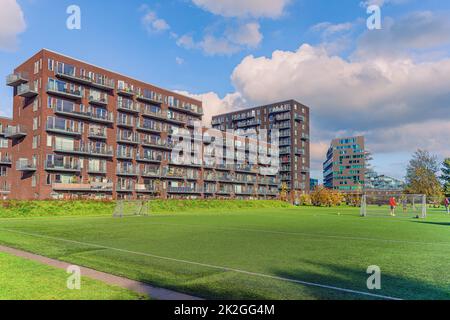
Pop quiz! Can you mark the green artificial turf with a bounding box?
[0,252,146,300]
[0,205,449,300]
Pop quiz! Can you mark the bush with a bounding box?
[310,186,344,207]
[299,194,312,206]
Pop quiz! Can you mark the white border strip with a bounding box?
[0,227,402,300]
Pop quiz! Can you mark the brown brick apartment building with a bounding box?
[323,136,366,192]
[211,100,311,195]
[0,117,14,198]
[3,49,279,200]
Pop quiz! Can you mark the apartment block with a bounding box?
[323,136,366,192]
[211,100,311,195]
[0,117,13,198]
[4,49,279,200]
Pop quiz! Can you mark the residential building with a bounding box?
[323,136,366,192]
[310,178,319,191]
[3,49,279,200]
[365,169,404,191]
[0,117,13,198]
[211,100,311,196]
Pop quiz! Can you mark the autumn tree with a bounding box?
[405,150,443,198]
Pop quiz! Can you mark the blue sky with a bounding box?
[1,0,450,181]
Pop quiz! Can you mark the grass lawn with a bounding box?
[0,252,146,300]
[0,205,449,300]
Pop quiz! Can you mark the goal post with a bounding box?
[113,200,150,218]
[360,193,427,218]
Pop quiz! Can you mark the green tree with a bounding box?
[405,150,443,198]
[440,158,450,197]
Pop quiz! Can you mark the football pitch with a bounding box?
[0,206,449,300]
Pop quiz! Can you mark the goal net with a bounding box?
[360,194,427,218]
[113,200,150,218]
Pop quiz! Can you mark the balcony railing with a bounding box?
[168,186,202,194]
[137,153,163,163]
[53,105,91,120]
[116,166,140,176]
[89,95,108,106]
[116,150,134,160]
[301,133,310,141]
[88,128,108,140]
[168,104,204,116]
[117,101,140,113]
[141,108,167,120]
[17,84,38,98]
[91,112,114,124]
[45,162,81,173]
[142,139,173,150]
[56,70,92,86]
[136,92,163,104]
[4,126,27,139]
[141,168,161,177]
[53,182,113,192]
[46,123,82,136]
[47,84,83,100]
[87,166,108,174]
[135,184,157,193]
[0,184,11,194]
[116,134,140,145]
[117,87,135,97]
[117,117,135,128]
[6,72,28,87]
[16,159,36,172]
[137,121,163,133]
[0,156,12,165]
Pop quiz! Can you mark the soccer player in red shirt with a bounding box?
[389,197,397,216]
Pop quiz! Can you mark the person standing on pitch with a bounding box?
[445,197,450,215]
[389,197,397,216]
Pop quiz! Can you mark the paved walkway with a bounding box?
[0,245,202,300]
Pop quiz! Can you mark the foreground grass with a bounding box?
[0,252,146,300]
[0,206,449,300]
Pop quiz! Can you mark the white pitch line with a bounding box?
[0,227,401,300]
[122,220,450,247]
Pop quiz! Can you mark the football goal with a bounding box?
[360,194,427,218]
[113,200,150,218]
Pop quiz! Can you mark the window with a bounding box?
[0,138,8,148]
[0,167,7,177]
[33,98,39,112]
[34,61,39,74]
[46,174,52,185]
[48,59,54,71]
[32,174,37,187]
[47,135,52,147]
[33,117,38,130]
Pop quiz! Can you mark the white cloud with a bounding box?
[176,22,263,56]
[311,22,354,38]
[142,10,170,33]
[175,57,185,65]
[192,0,291,19]
[0,0,26,51]
[175,91,246,126]
[226,22,263,48]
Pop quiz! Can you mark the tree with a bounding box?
[440,158,450,197]
[405,150,443,198]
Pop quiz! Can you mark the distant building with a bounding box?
[310,178,319,191]
[365,169,404,191]
[323,136,367,192]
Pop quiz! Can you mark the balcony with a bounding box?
[234,165,258,173]
[137,154,163,163]
[4,126,27,139]
[116,134,140,145]
[90,80,115,92]
[301,133,310,141]
[167,187,202,194]
[116,166,140,177]
[135,184,157,193]
[295,148,305,156]
[0,156,12,165]
[87,166,108,174]
[141,168,161,177]
[142,139,173,150]
[45,162,81,173]
[117,101,140,114]
[116,150,134,160]
[141,109,167,121]
[90,182,114,191]
[117,88,135,97]
[46,123,82,136]
[168,104,204,117]
[117,117,135,128]
[116,185,134,193]
[91,112,114,124]
[295,114,305,122]
[47,84,83,100]
[52,183,91,192]
[53,105,91,121]
[136,92,162,104]
[16,159,36,172]
[88,129,108,140]
[89,95,108,106]
[89,146,114,158]
[137,121,163,134]
[17,84,38,98]
[6,73,28,87]
[166,115,187,125]
[56,70,92,86]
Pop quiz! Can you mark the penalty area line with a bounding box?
[0,227,401,300]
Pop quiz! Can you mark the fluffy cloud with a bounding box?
[177,22,263,56]
[0,0,26,51]
[175,91,246,126]
[192,0,291,19]
[142,10,170,33]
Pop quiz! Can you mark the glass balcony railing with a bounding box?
[17,84,38,98]
[6,72,28,87]
[47,83,82,100]
[16,159,36,172]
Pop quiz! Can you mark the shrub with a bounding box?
[310,186,344,207]
[299,194,312,206]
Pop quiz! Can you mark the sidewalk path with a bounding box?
[0,245,202,300]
